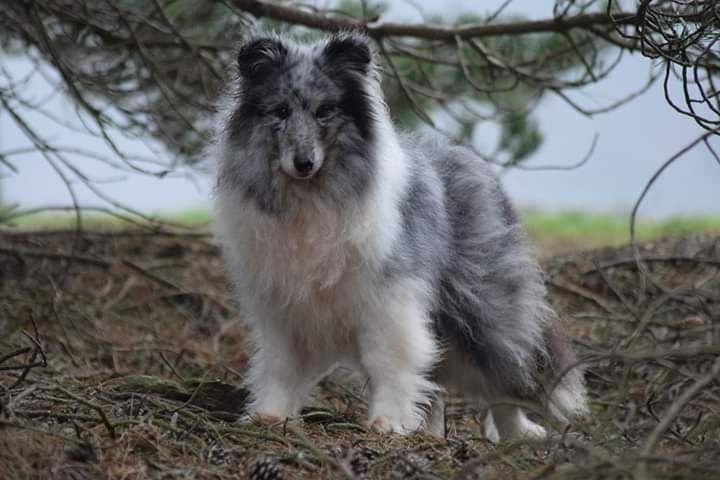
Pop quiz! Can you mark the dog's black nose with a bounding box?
[293,155,314,176]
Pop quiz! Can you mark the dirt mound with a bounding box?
[1,230,719,479]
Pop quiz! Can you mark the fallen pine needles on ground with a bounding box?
[1,230,719,479]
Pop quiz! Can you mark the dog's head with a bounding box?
[218,32,380,215]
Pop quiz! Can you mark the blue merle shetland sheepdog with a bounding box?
[211,31,587,441]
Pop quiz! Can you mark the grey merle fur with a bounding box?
[392,133,567,400]
[219,33,376,215]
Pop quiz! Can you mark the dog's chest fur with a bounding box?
[216,193,385,345]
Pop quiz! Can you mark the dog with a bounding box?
[211,31,587,440]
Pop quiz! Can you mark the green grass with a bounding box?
[522,210,720,253]
[3,207,719,254]
[0,207,212,230]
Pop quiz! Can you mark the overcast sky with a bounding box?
[1,0,718,219]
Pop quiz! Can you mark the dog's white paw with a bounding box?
[369,415,408,435]
[485,408,547,443]
[240,412,286,426]
[515,415,547,441]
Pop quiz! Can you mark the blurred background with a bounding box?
[1,0,718,251]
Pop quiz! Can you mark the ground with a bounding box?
[1,229,719,479]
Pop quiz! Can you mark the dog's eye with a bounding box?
[272,104,290,120]
[315,104,336,121]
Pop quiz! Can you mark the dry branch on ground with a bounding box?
[1,230,719,479]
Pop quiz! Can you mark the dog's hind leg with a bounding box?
[425,394,446,437]
[484,405,546,443]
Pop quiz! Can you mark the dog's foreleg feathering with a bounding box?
[358,282,440,433]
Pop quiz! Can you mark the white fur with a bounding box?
[484,406,547,444]
[548,370,589,421]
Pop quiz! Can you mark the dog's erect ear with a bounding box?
[321,32,372,75]
[237,37,287,80]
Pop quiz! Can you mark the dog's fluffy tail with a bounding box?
[541,320,589,422]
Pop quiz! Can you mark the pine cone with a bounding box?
[249,458,283,480]
[348,445,378,478]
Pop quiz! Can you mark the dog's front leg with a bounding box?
[244,322,317,424]
[358,293,438,434]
